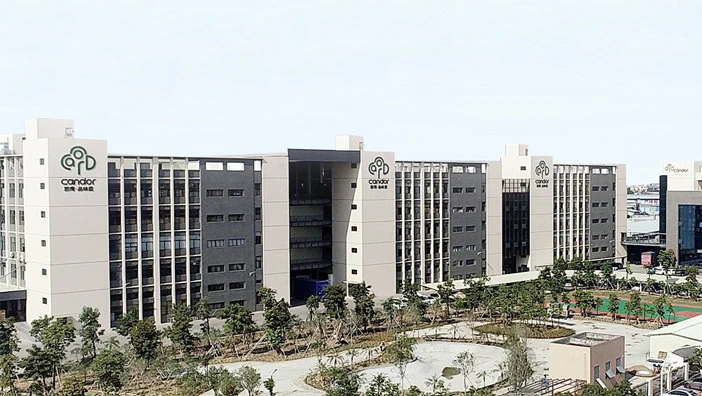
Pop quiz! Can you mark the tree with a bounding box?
[387,334,416,392]
[453,351,475,393]
[92,346,126,393]
[220,303,256,353]
[625,292,643,325]
[264,375,276,396]
[326,367,362,396]
[196,297,214,348]
[424,374,450,396]
[167,303,196,354]
[504,332,533,392]
[573,290,594,318]
[659,249,676,272]
[0,318,19,395]
[264,297,293,354]
[323,284,348,320]
[600,262,614,289]
[686,267,700,299]
[239,365,262,396]
[437,279,456,318]
[403,282,427,322]
[351,282,376,331]
[116,306,139,337]
[608,294,620,321]
[366,373,401,396]
[258,287,277,309]
[21,316,76,391]
[654,294,668,326]
[78,306,104,362]
[129,318,161,362]
[306,295,321,321]
[55,377,87,396]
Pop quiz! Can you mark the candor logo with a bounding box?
[61,146,96,176]
[665,163,689,173]
[368,156,390,179]
[535,160,550,178]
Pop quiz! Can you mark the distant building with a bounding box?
[647,315,702,360]
[550,332,625,388]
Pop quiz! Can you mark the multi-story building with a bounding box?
[0,119,627,327]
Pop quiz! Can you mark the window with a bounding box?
[594,365,600,380]
[42,268,47,276]
[520,166,526,171]
[228,189,244,197]
[228,238,246,247]
[229,263,245,271]
[228,214,245,222]
[452,260,463,266]
[255,207,261,220]
[255,232,261,245]
[592,247,600,252]
[230,300,245,306]
[592,235,600,240]
[206,239,225,248]
[616,357,622,369]
[206,215,224,223]
[601,218,608,223]
[207,284,225,292]
[593,186,600,191]
[467,245,476,251]
[452,187,463,193]
[41,240,46,247]
[206,189,224,197]
[606,361,611,373]
[465,226,476,232]
[226,162,245,171]
[465,187,476,193]
[40,211,46,218]
[208,302,226,310]
[467,166,477,174]
[466,206,476,213]
[351,269,358,275]
[452,246,464,252]
[592,202,600,208]
[205,162,224,171]
[351,226,358,231]
[452,226,463,232]
[207,265,225,273]
[351,163,358,169]
[40,182,45,190]
[602,246,608,252]
[592,219,600,224]
[39,158,45,165]
[229,282,246,290]
[351,182,357,188]
[466,259,476,265]
[255,256,262,269]
[42,297,47,305]
[601,202,609,207]
[351,247,358,253]
[602,186,609,191]
[351,204,357,210]
[452,207,464,213]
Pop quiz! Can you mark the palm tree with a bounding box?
[347,348,360,368]
[477,369,489,388]
[328,352,345,367]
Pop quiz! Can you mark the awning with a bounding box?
[606,369,615,378]
[617,366,625,374]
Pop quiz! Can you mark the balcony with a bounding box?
[290,197,332,206]
[290,216,331,227]
[621,232,665,247]
[290,257,332,271]
[290,236,332,249]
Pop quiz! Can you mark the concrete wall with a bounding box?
[529,156,554,270]
[615,165,627,261]
[486,161,503,276]
[550,342,590,382]
[23,119,110,328]
[261,155,291,301]
[649,334,702,358]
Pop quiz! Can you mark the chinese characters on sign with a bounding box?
[63,186,95,192]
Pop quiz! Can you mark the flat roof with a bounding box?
[553,332,621,347]
[287,149,360,163]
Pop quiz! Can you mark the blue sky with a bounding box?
[1,1,700,184]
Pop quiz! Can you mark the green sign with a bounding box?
[61,146,96,176]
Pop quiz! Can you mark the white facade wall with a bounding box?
[261,154,291,302]
[23,119,110,328]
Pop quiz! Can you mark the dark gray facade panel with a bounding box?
[448,166,486,278]
[288,149,360,163]
[589,171,616,260]
[200,159,260,310]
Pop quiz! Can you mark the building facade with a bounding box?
[658,162,702,265]
[0,119,627,327]
[550,332,625,387]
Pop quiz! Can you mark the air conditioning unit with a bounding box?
[19,253,25,261]
[9,252,15,258]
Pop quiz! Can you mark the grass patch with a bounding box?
[475,323,575,339]
[442,366,461,379]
